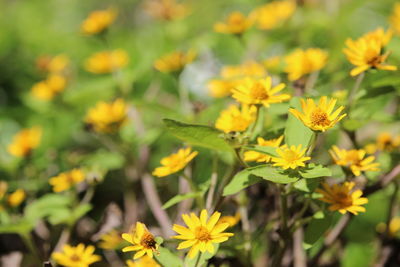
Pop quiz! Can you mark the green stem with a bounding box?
[347,72,365,117]
[249,105,261,139]
[234,148,248,168]
[182,172,204,209]
[21,233,42,266]
[272,185,289,267]
[307,132,318,156]
[194,252,202,267]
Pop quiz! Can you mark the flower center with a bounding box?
[250,83,269,100]
[283,150,299,162]
[141,233,157,249]
[310,109,330,126]
[367,54,383,67]
[70,254,81,262]
[195,226,211,242]
[335,192,353,207]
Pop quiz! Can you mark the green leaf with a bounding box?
[293,178,321,192]
[342,119,366,131]
[284,97,314,147]
[184,244,219,267]
[163,119,233,152]
[341,242,376,267]
[162,192,202,210]
[303,213,332,249]
[0,219,34,234]
[299,164,332,179]
[84,149,125,170]
[154,247,183,267]
[243,145,279,157]
[223,169,263,196]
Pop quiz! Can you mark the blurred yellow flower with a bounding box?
[49,169,85,193]
[250,0,296,30]
[376,132,400,152]
[271,144,310,170]
[154,50,196,73]
[144,0,189,21]
[172,209,234,259]
[126,255,161,267]
[8,127,42,157]
[85,98,128,133]
[122,222,158,259]
[152,147,198,177]
[81,8,117,35]
[284,48,328,81]
[232,77,290,107]
[331,89,348,101]
[329,146,380,176]
[31,74,67,101]
[214,11,252,35]
[52,243,101,267]
[215,105,257,133]
[362,27,393,47]
[98,230,124,250]
[85,50,129,74]
[343,36,397,77]
[36,54,70,74]
[376,217,400,237]
[263,56,281,72]
[244,135,284,163]
[316,182,368,215]
[390,3,400,35]
[219,212,241,227]
[207,79,237,98]
[7,189,26,207]
[289,96,346,132]
[221,61,266,79]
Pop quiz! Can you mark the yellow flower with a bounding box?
[250,0,296,30]
[214,11,252,35]
[85,50,129,74]
[219,212,241,227]
[362,28,393,47]
[316,182,368,215]
[36,54,70,73]
[31,74,67,101]
[215,105,257,133]
[126,255,161,267]
[284,48,328,81]
[207,79,237,98]
[154,50,196,73]
[331,89,348,102]
[343,36,397,77]
[172,209,234,259]
[81,8,117,35]
[7,127,42,157]
[84,98,128,133]
[376,132,400,152]
[144,0,189,21]
[221,61,266,79]
[329,146,380,176]
[98,230,124,250]
[376,217,400,237]
[390,3,400,35]
[289,96,346,132]
[7,189,26,207]
[232,77,290,107]
[49,169,85,193]
[244,135,284,163]
[52,243,101,267]
[122,222,158,259]
[271,144,311,170]
[152,147,198,177]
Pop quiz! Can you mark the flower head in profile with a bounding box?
[329,146,380,176]
[144,0,189,21]
[244,135,284,163]
[85,98,128,133]
[52,243,101,267]
[85,50,129,74]
[284,48,328,81]
[49,169,85,193]
[172,209,234,259]
[316,182,368,215]
[98,230,124,250]
[8,127,42,157]
[36,54,70,74]
[362,28,393,47]
[152,147,198,177]
[154,50,196,73]
[122,222,158,259]
[343,35,397,77]
[31,74,67,101]
[289,96,346,132]
[219,212,241,228]
[390,3,400,35]
[271,144,310,170]
[214,11,252,35]
[81,8,117,35]
[232,77,290,107]
[126,255,161,267]
[7,189,26,207]
[215,105,257,133]
[376,132,400,152]
[250,0,296,30]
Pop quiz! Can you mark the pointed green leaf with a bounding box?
[154,247,183,267]
[299,164,332,179]
[162,192,202,210]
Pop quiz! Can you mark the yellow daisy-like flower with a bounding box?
[215,104,257,133]
[126,255,161,267]
[244,135,284,163]
[98,230,124,250]
[376,132,400,152]
[316,182,368,215]
[250,0,296,30]
[7,189,26,207]
[49,169,85,193]
[84,98,128,133]
[284,48,328,81]
[7,127,42,158]
[31,74,67,101]
[271,144,311,170]
[85,50,129,74]
[329,146,380,177]
[221,61,266,79]
[152,147,198,177]
[154,50,196,73]
[144,0,189,21]
[219,212,241,228]
[232,77,290,107]
[172,209,234,259]
[343,36,397,77]
[52,243,101,267]
[390,3,400,35]
[121,222,158,259]
[214,11,252,35]
[362,27,393,47]
[81,8,117,35]
[289,96,346,132]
